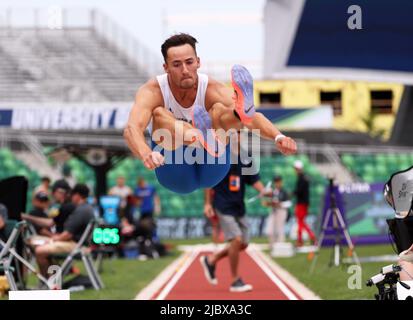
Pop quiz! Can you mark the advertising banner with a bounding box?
[319,182,394,246]
[0,105,332,130]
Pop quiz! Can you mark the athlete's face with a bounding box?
[164,44,200,89]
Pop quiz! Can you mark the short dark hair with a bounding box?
[71,184,89,199]
[161,33,198,62]
[35,191,49,202]
[41,177,51,183]
[273,175,283,182]
[52,179,71,193]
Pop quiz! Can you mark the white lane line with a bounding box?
[247,248,299,300]
[178,243,228,252]
[135,252,189,300]
[137,242,319,301]
[252,247,321,300]
[155,249,199,300]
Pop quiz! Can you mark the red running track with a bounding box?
[154,250,302,300]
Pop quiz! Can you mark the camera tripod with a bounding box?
[310,179,360,273]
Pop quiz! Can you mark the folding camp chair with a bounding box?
[21,220,41,267]
[0,220,51,290]
[48,218,104,290]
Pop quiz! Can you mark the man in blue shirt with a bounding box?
[124,177,161,243]
[134,177,161,218]
[201,154,268,293]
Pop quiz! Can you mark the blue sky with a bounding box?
[0,0,265,78]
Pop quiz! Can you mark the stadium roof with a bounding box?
[264,0,413,84]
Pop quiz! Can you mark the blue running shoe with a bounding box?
[191,104,225,157]
[231,64,255,124]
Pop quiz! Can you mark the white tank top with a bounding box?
[156,72,209,124]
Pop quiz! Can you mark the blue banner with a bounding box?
[0,110,12,126]
[0,105,332,130]
[319,182,395,246]
[0,105,131,130]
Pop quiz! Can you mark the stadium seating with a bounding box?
[247,154,327,217]
[64,154,327,218]
[0,29,148,102]
[107,159,205,218]
[65,158,95,188]
[341,153,413,183]
[64,152,413,218]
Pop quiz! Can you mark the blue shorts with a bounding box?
[151,141,230,194]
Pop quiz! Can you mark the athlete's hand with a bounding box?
[204,203,215,219]
[142,151,165,170]
[275,136,297,155]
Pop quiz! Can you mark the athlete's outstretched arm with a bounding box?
[124,84,165,170]
[207,80,297,155]
[245,113,297,155]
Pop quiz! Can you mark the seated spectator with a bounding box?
[0,204,9,281]
[49,179,76,233]
[22,179,75,237]
[0,203,8,243]
[27,192,52,237]
[33,184,95,278]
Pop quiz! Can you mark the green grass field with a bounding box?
[70,239,398,300]
[70,250,180,300]
[3,248,181,300]
[2,238,398,300]
[272,243,397,300]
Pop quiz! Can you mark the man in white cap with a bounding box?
[293,160,316,247]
